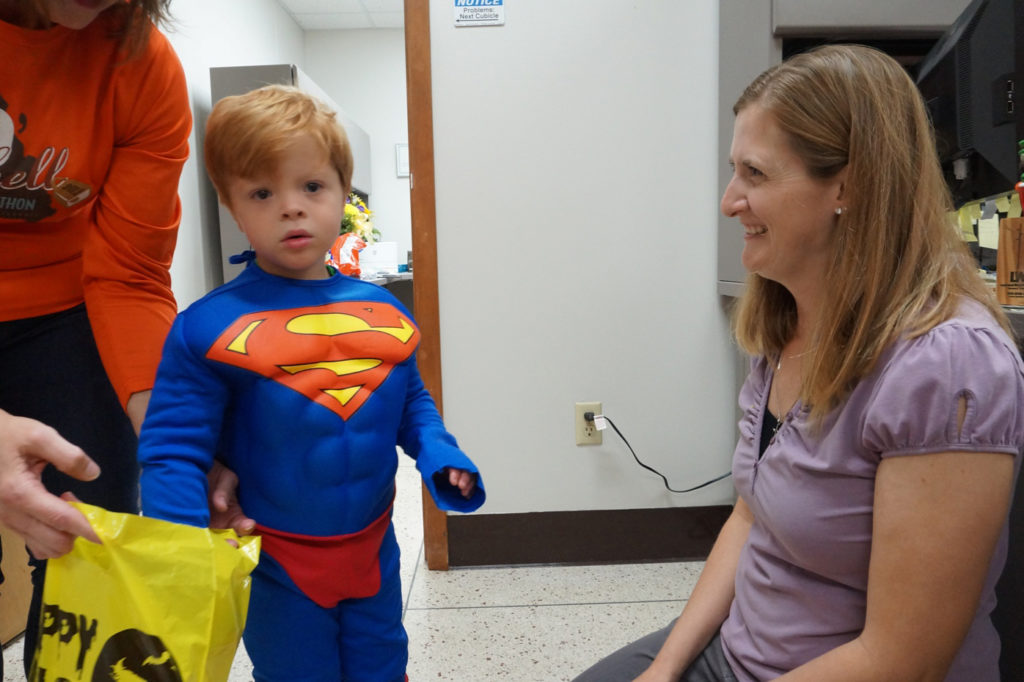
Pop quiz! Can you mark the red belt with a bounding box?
[255,501,393,608]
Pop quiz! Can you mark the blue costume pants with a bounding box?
[244,524,408,681]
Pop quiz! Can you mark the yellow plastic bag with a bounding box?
[29,502,260,682]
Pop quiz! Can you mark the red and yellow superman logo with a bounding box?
[206,301,419,421]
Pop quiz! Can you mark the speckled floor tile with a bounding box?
[227,641,254,681]
[2,639,23,682]
[404,600,684,681]
[407,560,703,609]
[394,464,425,607]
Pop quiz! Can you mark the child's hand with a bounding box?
[446,467,477,498]
[207,461,256,535]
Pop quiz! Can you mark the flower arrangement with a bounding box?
[327,193,379,278]
[341,193,380,244]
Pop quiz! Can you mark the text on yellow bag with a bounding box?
[30,502,260,682]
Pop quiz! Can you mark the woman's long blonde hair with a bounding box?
[731,44,1009,424]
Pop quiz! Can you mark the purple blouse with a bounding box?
[720,300,1024,681]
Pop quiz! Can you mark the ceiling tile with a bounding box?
[295,11,373,30]
[281,0,364,13]
[278,0,403,30]
[360,0,404,12]
[369,11,404,28]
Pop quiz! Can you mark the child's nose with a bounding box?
[281,195,306,218]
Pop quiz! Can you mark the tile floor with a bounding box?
[2,455,703,681]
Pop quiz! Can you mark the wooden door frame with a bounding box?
[404,0,449,570]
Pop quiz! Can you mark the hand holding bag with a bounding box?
[30,502,260,682]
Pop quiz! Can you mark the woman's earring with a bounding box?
[835,207,845,215]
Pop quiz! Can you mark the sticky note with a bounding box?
[957,206,977,242]
[950,208,974,242]
[978,215,1000,249]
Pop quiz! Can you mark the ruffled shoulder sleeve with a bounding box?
[862,314,1024,458]
[736,355,771,443]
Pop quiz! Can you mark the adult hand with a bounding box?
[0,410,101,559]
[207,460,256,535]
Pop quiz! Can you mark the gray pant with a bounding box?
[572,622,737,682]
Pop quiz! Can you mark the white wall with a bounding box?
[428,1,738,514]
[163,0,305,308]
[304,30,413,265]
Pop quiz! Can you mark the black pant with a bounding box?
[0,304,138,677]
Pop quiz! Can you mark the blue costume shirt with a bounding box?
[138,264,485,537]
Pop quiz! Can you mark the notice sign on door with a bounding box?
[454,0,504,27]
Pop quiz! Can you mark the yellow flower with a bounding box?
[340,193,379,243]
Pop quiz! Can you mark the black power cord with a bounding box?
[584,411,732,494]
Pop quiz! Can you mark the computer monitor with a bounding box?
[915,0,1018,206]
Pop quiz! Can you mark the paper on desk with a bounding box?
[359,241,399,274]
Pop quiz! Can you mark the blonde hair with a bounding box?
[731,44,1009,423]
[204,84,354,209]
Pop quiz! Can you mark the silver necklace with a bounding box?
[775,348,814,372]
[771,348,813,436]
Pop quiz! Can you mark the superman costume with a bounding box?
[138,263,485,682]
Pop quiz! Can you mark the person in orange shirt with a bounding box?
[0,0,200,676]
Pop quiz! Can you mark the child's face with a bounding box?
[226,133,345,280]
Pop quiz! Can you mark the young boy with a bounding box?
[137,85,484,681]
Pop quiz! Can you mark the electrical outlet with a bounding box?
[575,401,602,446]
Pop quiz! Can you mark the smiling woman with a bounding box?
[721,103,845,301]
[575,44,1023,682]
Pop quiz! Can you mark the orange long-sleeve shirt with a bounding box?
[0,15,191,407]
